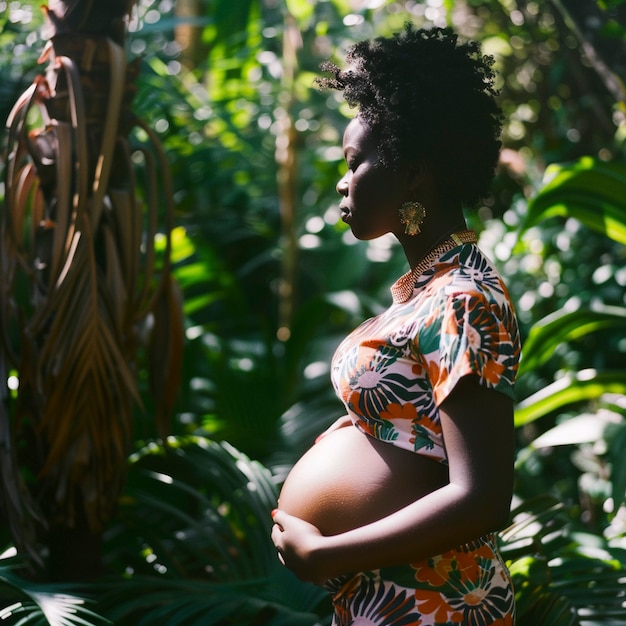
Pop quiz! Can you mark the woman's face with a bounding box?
[336,117,411,241]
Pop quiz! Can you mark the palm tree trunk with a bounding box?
[275,13,302,341]
[175,0,210,69]
[0,0,183,578]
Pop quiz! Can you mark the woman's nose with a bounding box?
[336,172,349,196]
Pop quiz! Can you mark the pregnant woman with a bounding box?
[272,24,521,626]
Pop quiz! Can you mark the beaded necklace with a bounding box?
[391,229,478,304]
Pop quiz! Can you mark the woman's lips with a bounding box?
[340,206,351,222]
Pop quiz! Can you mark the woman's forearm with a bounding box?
[272,383,515,585]
[313,481,509,580]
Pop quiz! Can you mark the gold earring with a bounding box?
[399,201,426,236]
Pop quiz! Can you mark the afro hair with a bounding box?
[317,24,502,208]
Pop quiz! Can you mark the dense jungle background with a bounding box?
[0,0,626,624]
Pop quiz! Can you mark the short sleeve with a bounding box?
[424,290,520,407]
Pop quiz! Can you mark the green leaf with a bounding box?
[98,576,324,626]
[500,496,626,625]
[104,436,331,624]
[530,413,611,448]
[606,421,626,512]
[285,0,315,22]
[515,370,626,426]
[519,305,626,374]
[521,158,626,245]
[0,565,111,626]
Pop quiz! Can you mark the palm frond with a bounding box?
[501,496,626,625]
[98,575,324,626]
[0,563,111,626]
[102,436,330,624]
[0,1,184,563]
[109,436,280,579]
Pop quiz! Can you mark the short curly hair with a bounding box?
[317,24,502,208]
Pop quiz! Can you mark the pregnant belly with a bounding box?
[278,424,448,536]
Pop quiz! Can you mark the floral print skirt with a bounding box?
[325,534,515,626]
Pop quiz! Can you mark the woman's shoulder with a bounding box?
[433,244,511,301]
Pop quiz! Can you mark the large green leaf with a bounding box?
[515,370,626,426]
[519,304,626,374]
[528,412,613,448]
[521,158,626,245]
[605,416,626,516]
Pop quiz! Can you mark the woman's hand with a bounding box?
[274,378,515,578]
[271,510,329,585]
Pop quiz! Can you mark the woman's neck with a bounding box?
[401,219,468,269]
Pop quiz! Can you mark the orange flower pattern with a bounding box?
[330,241,520,464]
[326,534,515,625]
[327,240,519,624]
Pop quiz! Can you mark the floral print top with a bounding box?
[330,236,521,465]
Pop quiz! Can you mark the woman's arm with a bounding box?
[271,375,515,584]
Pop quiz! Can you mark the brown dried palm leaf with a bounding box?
[0,2,184,559]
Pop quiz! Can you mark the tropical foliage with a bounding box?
[0,0,626,624]
[0,0,184,580]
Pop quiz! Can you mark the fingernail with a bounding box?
[271,508,278,518]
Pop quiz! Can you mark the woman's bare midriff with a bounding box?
[278,424,449,536]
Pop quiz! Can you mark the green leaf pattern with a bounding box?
[331,244,521,465]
